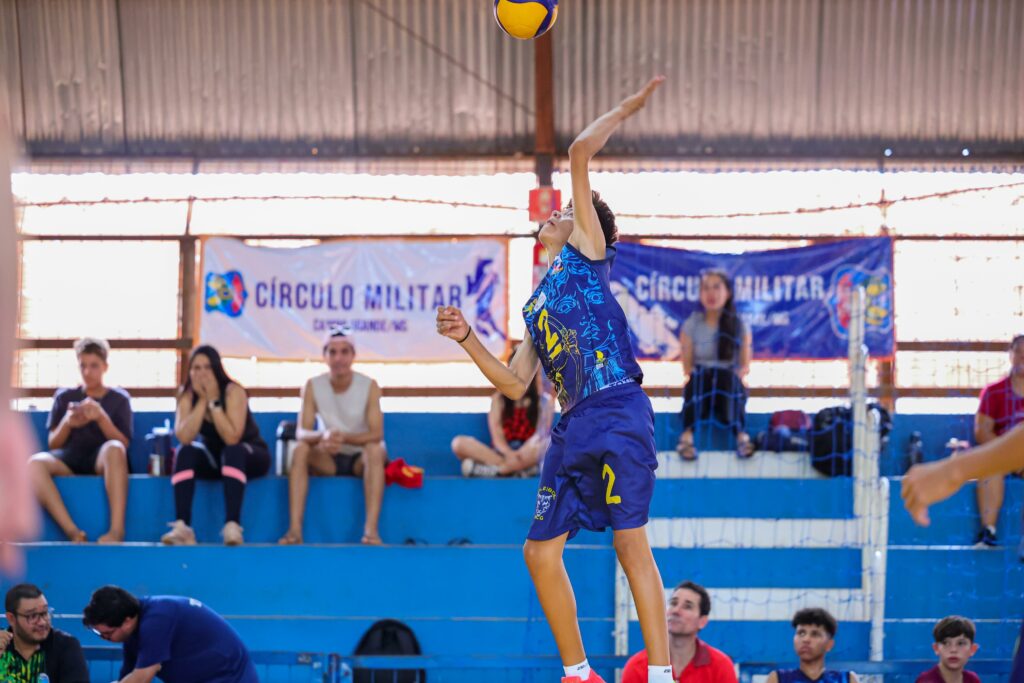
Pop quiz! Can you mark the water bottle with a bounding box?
[39,674,50,683]
[146,419,173,476]
[905,431,924,473]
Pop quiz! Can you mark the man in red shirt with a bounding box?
[973,334,1024,548]
[622,581,737,683]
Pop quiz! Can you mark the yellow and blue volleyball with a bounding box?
[493,0,559,40]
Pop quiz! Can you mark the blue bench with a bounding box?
[22,409,981,476]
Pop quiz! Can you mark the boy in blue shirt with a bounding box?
[83,585,257,683]
[765,608,859,683]
[436,76,671,683]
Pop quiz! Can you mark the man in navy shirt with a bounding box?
[82,585,257,683]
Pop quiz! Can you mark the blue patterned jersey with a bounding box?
[777,669,850,683]
[523,243,643,414]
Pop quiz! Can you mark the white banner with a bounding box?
[200,237,508,361]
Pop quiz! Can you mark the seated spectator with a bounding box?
[452,354,554,477]
[621,580,736,683]
[972,333,1024,548]
[29,337,131,543]
[278,326,387,546]
[676,270,753,461]
[82,585,257,683]
[766,608,858,683]
[916,615,980,683]
[0,583,88,682]
[162,345,270,546]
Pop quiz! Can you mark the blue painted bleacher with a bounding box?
[8,410,1022,682]
[37,476,855,544]
[23,408,980,476]
[885,478,1024,660]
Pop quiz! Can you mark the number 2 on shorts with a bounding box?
[602,463,622,505]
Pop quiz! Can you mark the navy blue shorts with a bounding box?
[528,381,657,541]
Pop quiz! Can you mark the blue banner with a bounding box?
[611,237,894,360]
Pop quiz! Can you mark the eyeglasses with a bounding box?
[89,625,116,640]
[15,607,54,624]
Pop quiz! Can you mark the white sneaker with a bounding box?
[461,459,500,478]
[161,520,197,546]
[221,521,244,546]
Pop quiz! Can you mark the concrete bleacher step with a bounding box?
[887,478,1024,546]
[883,477,1023,664]
[42,475,854,544]
[883,620,1019,660]
[656,450,823,479]
[15,542,862,664]
[886,546,1024,621]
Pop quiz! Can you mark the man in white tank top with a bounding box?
[278,328,387,545]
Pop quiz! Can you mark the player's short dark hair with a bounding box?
[5,583,42,614]
[792,607,837,639]
[933,615,975,643]
[82,585,140,628]
[567,191,618,246]
[674,580,711,616]
[1011,334,1024,350]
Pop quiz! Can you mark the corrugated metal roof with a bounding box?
[0,0,23,138]
[3,0,1023,159]
[117,0,534,156]
[15,0,125,153]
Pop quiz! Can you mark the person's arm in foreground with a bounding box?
[902,422,1024,525]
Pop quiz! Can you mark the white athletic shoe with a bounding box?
[461,459,500,478]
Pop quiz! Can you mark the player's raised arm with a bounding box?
[567,76,665,257]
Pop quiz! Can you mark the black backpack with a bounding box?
[353,619,426,683]
[809,403,893,477]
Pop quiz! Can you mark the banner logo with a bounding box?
[204,271,248,318]
[466,257,506,341]
[827,266,892,338]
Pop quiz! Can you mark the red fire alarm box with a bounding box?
[528,187,562,223]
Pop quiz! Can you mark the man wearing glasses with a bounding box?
[82,585,256,683]
[1,583,88,682]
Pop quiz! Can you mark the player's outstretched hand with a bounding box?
[901,458,963,527]
[436,306,470,343]
[621,75,666,116]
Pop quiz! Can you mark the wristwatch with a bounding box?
[208,399,223,411]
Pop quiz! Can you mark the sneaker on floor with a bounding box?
[461,459,500,478]
[222,521,244,546]
[160,520,197,546]
[973,526,998,548]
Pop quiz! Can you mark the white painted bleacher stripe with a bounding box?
[647,518,861,549]
[655,451,825,479]
[627,588,869,622]
[886,618,1008,624]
